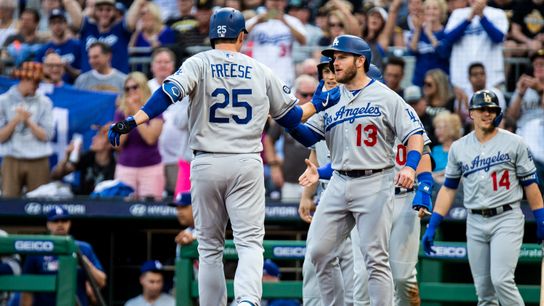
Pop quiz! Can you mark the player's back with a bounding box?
[182,49,296,154]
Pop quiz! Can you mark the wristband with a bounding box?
[405,150,422,171]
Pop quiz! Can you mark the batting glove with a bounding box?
[311,80,341,113]
[413,172,433,212]
[108,116,136,146]
[533,208,544,243]
[421,212,444,255]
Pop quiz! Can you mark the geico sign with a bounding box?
[272,247,306,258]
[14,240,54,252]
[431,246,466,258]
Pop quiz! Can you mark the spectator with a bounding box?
[41,52,67,87]
[51,124,116,195]
[288,2,323,63]
[423,68,455,118]
[296,58,318,79]
[0,229,21,306]
[0,0,17,47]
[114,72,165,200]
[153,0,180,22]
[262,259,301,306]
[166,0,197,34]
[264,74,315,203]
[405,85,434,144]
[362,0,403,70]
[35,9,82,84]
[383,56,406,97]
[21,206,106,306]
[444,0,508,92]
[168,192,196,245]
[125,260,175,306]
[114,2,127,21]
[63,0,141,74]
[507,49,544,131]
[431,112,463,184]
[0,62,54,197]
[508,0,544,54]
[74,42,127,93]
[466,62,507,117]
[2,8,45,67]
[130,2,176,57]
[398,0,423,46]
[408,0,451,87]
[318,0,362,46]
[516,116,544,193]
[36,0,63,33]
[177,0,215,47]
[246,0,307,86]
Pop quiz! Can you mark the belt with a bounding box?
[395,187,414,195]
[337,167,392,178]
[469,204,512,217]
[193,150,210,156]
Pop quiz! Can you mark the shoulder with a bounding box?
[158,293,175,302]
[75,240,95,254]
[498,128,523,143]
[124,295,143,306]
[451,133,472,149]
[367,81,404,102]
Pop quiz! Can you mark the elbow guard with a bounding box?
[141,87,174,119]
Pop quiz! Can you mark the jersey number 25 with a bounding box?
[209,88,253,124]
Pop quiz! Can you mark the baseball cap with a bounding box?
[140,260,163,274]
[196,0,214,10]
[49,9,67,21]
[11,61,44,82]
[263,259,280,278]
[368,7,388,22]
[404,85,422,104]
[168,192,192,207]
[95,0,115,6]
[530,49,544,62]
[46,206,70,221]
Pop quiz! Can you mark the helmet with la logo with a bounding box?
[322,35,372,72]
[470,89,502,126]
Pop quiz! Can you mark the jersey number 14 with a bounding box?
[491,170,510,191]
[209,88,253,124]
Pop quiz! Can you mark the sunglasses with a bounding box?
[328,22,344,28]
[423,81,433,87]
[298,92,313,98]
[124,84,139,92]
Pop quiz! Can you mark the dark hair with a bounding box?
[22,8,40,23]
[468,62,485,75]
[385,56,405,70]
[151,47,176,63]
[88,41,112,55]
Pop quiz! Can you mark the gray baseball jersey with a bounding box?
[445,129,536,209]
[306,81,424,170]
[165,49,298,153]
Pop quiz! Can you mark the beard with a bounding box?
[335,62,358,84]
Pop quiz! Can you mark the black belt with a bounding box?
[395,187,414,195]
[193,150,210,156]
[337,167,391,178]
[470,204,512,217]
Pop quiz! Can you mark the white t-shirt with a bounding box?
[246,14,307,87]
[445,7,508,92]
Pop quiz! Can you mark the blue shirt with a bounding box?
[22,240,104,306]
[35,39,82,84]
[409,29,450,87]
[133,27,176,57]
[431,145,449,172]
[80,17,132,73]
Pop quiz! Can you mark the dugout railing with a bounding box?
[0,235,78,306]
[176,240,542,306]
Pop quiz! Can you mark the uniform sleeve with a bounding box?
[444,142,462,179]
[305,112,325,137]
[266,69,298,120]
[391,97,424,144]
[515,138,537,178]
[164,56,204,102]
[285,16,307,39]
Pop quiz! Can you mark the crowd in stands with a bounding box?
[0,0,543,202]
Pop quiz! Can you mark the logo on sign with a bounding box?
[129,204,146,216]
[15,240,54,252]
[25,202,42,215]
[430,246,466,258]
[272,246,306,258]
[449,207,467,220]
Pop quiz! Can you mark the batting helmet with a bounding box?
[317,56,332,80]
[209,7,247,41]
[322,35,372,71]
[470,89,502,127]
[367,64,384,83]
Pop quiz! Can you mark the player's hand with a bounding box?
[418,208,431,218]
[311,80,341,113]
[412,181,433,216]
[299,196,316,223]
[421,227,436,255]
[395,166,416,189]
[298,159,319,187]
[108,116,137,146]
[175,229,196,245]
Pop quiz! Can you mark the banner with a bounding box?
[0,77,117,166]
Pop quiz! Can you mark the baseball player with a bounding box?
[422,90,544,305]
[286,35,424,306]
[301,65,434,306]
[107,8,341,306]
[299,56,355,306]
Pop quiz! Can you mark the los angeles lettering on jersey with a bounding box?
[210,63,253,79]
[324,103,381,130]
[459,151,511,177]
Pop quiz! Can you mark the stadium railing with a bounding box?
[0,235,78,306]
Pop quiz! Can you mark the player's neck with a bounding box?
[475,127,498,143]
[344,74,371,91]
[214,44,239,52]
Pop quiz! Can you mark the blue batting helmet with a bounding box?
[209,7,247,41]
[322,35,372,71]
[470,89,503,127]
[367,64,384,83]
[317,56,332,80]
